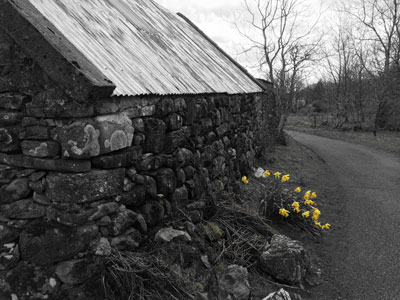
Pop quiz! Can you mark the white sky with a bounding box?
[155,0,337,80]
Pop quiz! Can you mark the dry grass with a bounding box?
[103,250,195,300]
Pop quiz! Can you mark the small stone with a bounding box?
[166,113,183,130]
[203,222,224,242]
[111,228,142,250]
[176,168,186,186]
[262,289,292,300]
[32,192,51,205]
[143,118,166,154]
[107,210,140,236]
[136,153,155,171]
[189,210,202,224]
[164,129,187,153]
[0,93,27,110]
[183,165,195,179]
[55,257,103,285]
[208,265,250,300]
[29,180,46,193]
[142,200,165,227]
[91,152,128,169]
[0,178,31,204]
[93,237,112,256]
[176,148,193,167]
[30,171,46,182]
[120,185,146,207]
[126,167,137,181]
[144,175,157,197]
[89,202,119,221]
[154,227,191,243]
[131,118,144,132]
[0,126,21,152]
[21,140,60,157]
[0,245,20,271]
[132,133,145,145]
[0,224,19,244]
[96,216,111,226]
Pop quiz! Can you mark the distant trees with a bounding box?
[300,0,400,132]
[234,0,322,137]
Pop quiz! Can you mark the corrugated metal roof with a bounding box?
[27,0,263,96]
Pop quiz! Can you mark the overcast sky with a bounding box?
[155,0,337,80]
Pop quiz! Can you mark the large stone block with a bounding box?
[0,178,31,204]
[26,88,94,118]
[21,140,60,157]
[0,110,23,125]
[0,153,91,173]
[260,235,310,285]
[1,199,46,219]
[45,169,125,203]
[55,113,134,159]
[19,220,98,265]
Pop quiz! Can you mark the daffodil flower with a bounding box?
[304,194,310,201]
[241,176,249,184]
[302,211,310,218]
[294,187,301,193]
[264,170,271,177]
[274,172,281,179]
[322,223,331,230]
[305,190,311,196]
[281,174,290,182]
[311,192,317,199]
[279,208,289,217]
[312,208,321,221]
[314,221,322,228]
[292,201,300,213]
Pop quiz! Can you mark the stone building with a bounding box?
[0,0,277,299]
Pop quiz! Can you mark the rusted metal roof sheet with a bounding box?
[26,0,263,96]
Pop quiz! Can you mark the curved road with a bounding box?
[286,130,400,300]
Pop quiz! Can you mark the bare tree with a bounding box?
[233,0,322,139]
[344,0,400,132]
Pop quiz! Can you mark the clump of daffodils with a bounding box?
[255,167,331,233]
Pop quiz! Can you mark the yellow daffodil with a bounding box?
[311,192,317,199]
[292,201,300,213]
[304,193,310,201]
[264,170,271,177]
[281,174,290,182]
[322,223,331,230]
[312,208,321,221]
[302,211,310,218]
[273,172,281,179]
[241,176,248,184]
[314,221,322,228]
[304,199,316,206]
[294,187,301,193]
[279,208,289,217]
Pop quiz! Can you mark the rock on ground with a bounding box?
[208,264,250,300]
[260,234,310,285]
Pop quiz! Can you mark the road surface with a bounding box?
[286,130,400,300]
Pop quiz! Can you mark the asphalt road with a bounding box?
[286,130,400,300]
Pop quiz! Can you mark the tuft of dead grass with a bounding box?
[103,250,195,300]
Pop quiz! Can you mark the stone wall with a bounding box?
[0,29,278,299]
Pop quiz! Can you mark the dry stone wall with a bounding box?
[0,29,278,299]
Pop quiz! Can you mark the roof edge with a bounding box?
[0,0,116,100]
[177,12,266,92]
